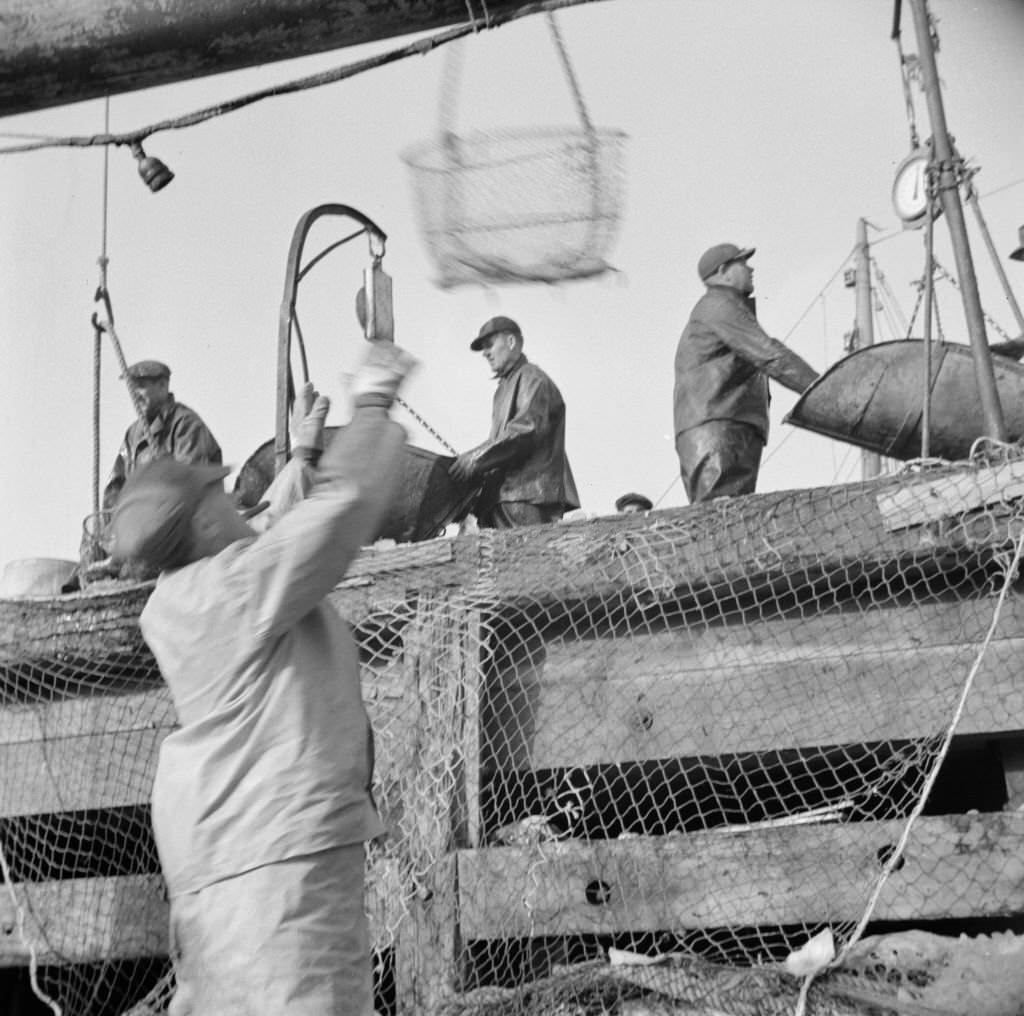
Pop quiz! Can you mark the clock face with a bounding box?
[892,151,930,225]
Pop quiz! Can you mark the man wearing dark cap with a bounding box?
[102,359,222,511]
[673,244,819,503]
[450,316,580,527]
[615,492,653,514]
[108,343,416,1016]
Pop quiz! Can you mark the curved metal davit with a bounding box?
[784,339,1024,462]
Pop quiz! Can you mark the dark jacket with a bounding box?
[673,285,819,442]
[471,354,580,511]
[103,395,222,509]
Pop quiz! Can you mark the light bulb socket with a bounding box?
[130,141,174,193]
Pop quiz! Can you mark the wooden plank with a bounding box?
[0,874,168,966]
[0,689,175,746]
[0,653,405,818]
[508,595,1024,767]
[0,0,612,118]
[0,857,404,967]
[0,729,169,818]
[393,595,470,1015]
[457,811,1024,939]
[876,458,1024,531]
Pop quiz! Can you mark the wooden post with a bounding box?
[392,594,476,1015]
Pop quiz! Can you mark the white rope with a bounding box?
[838,526,1024,958]
[0,839,63,1016]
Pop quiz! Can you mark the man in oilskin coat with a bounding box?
[450,316,579,528]
[673,244,819,504]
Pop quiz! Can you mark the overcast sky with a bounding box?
[2,0,1023,572]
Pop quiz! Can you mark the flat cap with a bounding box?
[471,315,522,351]
[109,458,229,571]
[122,359,171,381]
[697,243,755,281]
[615,492,653,513]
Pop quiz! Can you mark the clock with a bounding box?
[892,148,932,228]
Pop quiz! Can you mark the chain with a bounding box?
[394,395,458,455]
[932,259,1012,340]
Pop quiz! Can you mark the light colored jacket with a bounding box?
[141,407,404,897]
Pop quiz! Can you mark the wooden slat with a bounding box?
[506,595,1024,767]
[0,874,168,965]
[0,857,404,967]
[0,729,170,818]
[457,812,1024,939]
[877,458,1024,531]
[0,654,410,818]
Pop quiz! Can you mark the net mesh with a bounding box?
[402,126,627,288]
[2,452,1024,1016]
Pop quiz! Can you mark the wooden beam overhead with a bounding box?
[0,0,607,120]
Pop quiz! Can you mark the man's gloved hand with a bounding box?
[450,448,483,482]
[289,381,331,460]
[351,342,418,409]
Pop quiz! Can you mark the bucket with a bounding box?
[0,558,78,598]
[234,430,478,543]
[785,339,1024,461]
[402,126,627,287]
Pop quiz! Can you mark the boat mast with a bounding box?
[906,0,1007,442]
[853,218,882,479]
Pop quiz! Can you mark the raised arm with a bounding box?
[709,299,819,394]
[240,345,416,638]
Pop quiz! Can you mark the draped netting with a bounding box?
[3,451,1024,1015]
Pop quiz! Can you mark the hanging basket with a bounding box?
[402,124,627,288]
[403,15,627,288]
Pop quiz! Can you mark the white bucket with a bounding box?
[0,558,78,597]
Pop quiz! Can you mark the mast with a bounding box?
[907,0,1007,441]
[0,0,612,118]
[853,218,882,479]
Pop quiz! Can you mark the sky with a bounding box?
[2,0,1024,572]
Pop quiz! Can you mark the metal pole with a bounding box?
[921,196,936,459]
[855,218,882,478]
[965,184,1024,337]
[908,0,1006,442]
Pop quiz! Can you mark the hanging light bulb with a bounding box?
[130,140,174,192]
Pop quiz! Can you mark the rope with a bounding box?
[546,12,594,136]
[837,524,1024,963]
[893,31,921,150]
[0,0,600,158]
[93,97,110,518]
[0,840,63,1016]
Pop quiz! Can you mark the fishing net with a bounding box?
[402,16,627,288]
[2,449,1024,1016]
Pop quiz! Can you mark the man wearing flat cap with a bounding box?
[673,244,819,504]
[451,316,580,527]
[102,359,222,511]
[615,492,653,514]
[108,343,416,1016]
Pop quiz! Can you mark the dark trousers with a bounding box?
[675,420,764,504]
[477,501,564,529]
